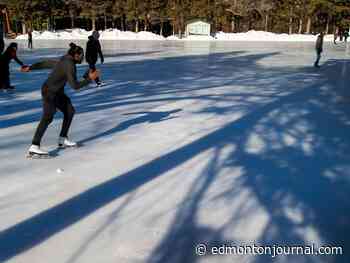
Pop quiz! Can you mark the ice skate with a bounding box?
[27,145,50,159]
[58,137,78,148]
[96,81,105,87]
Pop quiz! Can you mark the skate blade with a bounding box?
[58,144,79,149]
[26,152,52,159]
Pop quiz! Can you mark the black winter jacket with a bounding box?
[43,54,90,95]
[85,36,104,64]
[0,47,23,74]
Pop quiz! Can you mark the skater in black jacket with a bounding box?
[84,31,104,87]
[28,43,100,157]
[314,32,324,68]
[0,42,30,90]
[0,21,4,54]
[0,7,5,54]
[28,29,33,49]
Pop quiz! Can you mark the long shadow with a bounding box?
[78,109,182,145]
[147,60,350,263]
[2,80,349,262]
[103,51,162,58]
[2,53,349,262]
[1,51,275,129]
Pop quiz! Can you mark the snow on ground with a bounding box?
[0,41,350,263]
[15,28,336,42]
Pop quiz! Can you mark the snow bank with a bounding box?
[16,28,334,42]
[16,28,165,41]
[170,30,334,42]
[214,30,334,42]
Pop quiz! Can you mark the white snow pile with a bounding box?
[169,30,334,42]
[167,34,216,41]
[214,30,334,42]
[16,28,165,41]
[16,28,334,42]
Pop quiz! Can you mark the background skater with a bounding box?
[314,32,324,68]
[85,30,104,87]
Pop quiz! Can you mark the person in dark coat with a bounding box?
[333,28,338,45]
[28,43,100,156]
[0,8,5,54]
[84,30,104,86]
[28,29,33,49]
[344,29,349,43]
[0,21,4,54]
[314,32,324,68]
[0,42,29,90]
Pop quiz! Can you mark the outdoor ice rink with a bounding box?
[1,40,350,263]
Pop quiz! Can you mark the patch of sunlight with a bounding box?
[301,141,314,156]
[296,225,323,245]
[283,133,297,146]
[323,169,338,181]
[245,133,266,154]
[229,192,270,241]
[283,206,304,225]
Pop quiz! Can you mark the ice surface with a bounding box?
[0,41,350,263]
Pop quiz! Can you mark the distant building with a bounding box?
[185,20,211,37]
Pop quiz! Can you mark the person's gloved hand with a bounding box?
[21,65,30,72]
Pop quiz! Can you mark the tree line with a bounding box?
[1,0,350,36]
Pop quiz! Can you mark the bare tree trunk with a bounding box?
[265,14,269,32]
[231,18,235,32]
[298,18,303,34]
[306,17,311,34]
[92,17,96,31]
[112,17,115,28]
[325,16,329,34]
[22,22,26,34]
[160,20,163,36]
[288,6,294,34]
[4,10,11,33]
[121,15,125,31]
[135,19,139,32]
[71,15,74,29]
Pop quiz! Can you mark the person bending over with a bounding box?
[28,43,99,157]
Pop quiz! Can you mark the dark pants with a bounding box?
[0,38,4,54]
[0,68,10,89]
[314,51,322,67]
[84,63,100,84]
[28,39,33,49]
[32,86,75,146]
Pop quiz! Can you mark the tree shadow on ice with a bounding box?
[146,63,350,263]
[0,51,264,130]
[1,54,350,263]
[78,109,182,145]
